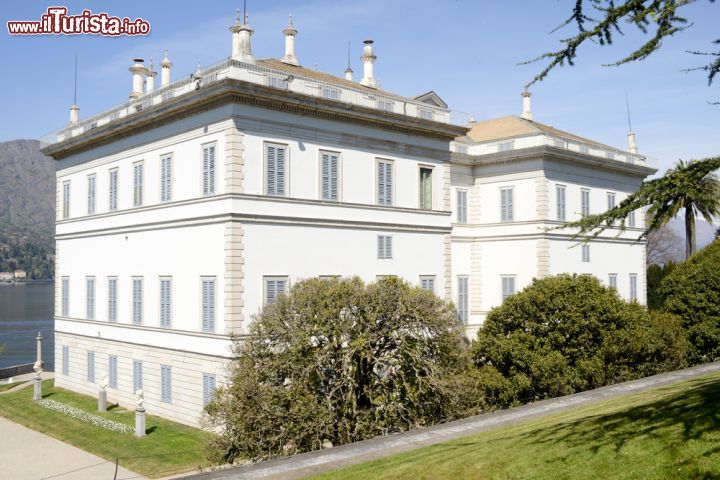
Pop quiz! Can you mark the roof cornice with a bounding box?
[43,78,468,160]
[453,145,657,176]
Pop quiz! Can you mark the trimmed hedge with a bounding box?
[658,240,720,364]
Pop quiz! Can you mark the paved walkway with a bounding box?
[185,362,720,480]
[0,416,143,480]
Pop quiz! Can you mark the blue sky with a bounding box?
[2,0,718,176]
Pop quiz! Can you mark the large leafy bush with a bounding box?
[472,274,687,407]
[658,240,720,364]
[205,276,472,462]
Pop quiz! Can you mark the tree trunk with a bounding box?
[685,206,696,259]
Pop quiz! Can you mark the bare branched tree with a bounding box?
[646,224,683,264]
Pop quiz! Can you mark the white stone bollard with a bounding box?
[135,407,146,438]
[98,390,107,412]
[33,376,42,401]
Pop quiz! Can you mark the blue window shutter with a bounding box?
[133,360,143,392]
[108,355,117,389]
[276,146,285,196]
[62,346,69,375]
[203,373,217,406]
[202,278,215,332]
[161,365,172,403]
[87,351,95,383]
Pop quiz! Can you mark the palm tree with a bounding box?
[667,160,720,258]
[556,157,720,258]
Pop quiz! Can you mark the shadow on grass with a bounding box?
[42,391,55,399]
[146,425,158,435]
[509,376,720,474]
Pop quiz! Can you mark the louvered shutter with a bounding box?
[202,144,216,196]
[160,279,172,328]
[457,277,468,324]
[329,153,338,200]
[266,145,276,195]
[377,236,385,259]
[276,146,285,196]
[161,365,172,403]
[108,278,117,322]
[133,360,143,392]
[108,355,117,389]
[266,279,276,304]
[132,279,142,325]
[62,346,69,375]
[86,277,95,320]
[377,161,385,204]
[87,352,95,383]
[457,190,467,223]
[202,278,215,332]
[203,373,216,406]
[384,162,392,205]
[109,170,118,210]
[61,277,69,316]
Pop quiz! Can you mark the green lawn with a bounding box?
[313,371,720,480]
[0,380,211,478]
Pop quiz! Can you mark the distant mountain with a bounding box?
[0,139,55,278]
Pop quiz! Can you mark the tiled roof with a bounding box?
[467,115,626,152]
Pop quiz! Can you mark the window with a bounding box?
[320,151,339,201]
[378,99,395,112]
[132,277,143,325]
[132,360,143,393]
[556,185,566,221]
[579,144,590,154]
[61,276,69,317]
[582,244,590,263]
[264,276,288,305]
[265,143,287,196]
[108,168,118,211]
[581,189,590,217]
[419,167,433,209]
[202,373,217,406]
[160,277,172,328]
[160,365,172,403]
[62,181,71,219]
[62,346,69,376]
[377,159,393,206]
[457,276,469,324]
[108,355,118,389]
[607,151,616,160]
[377,235,393,259]
[628,210,636,227]
[498,141,514,152]
[108,277,117,322]
[87,174,96,215]
[87,351,95,383]
[457,190,468,224]
[607,192,616,210]
[608,274,618,290]
[202,143,216,196]
[420,275,436,293]
[500,187,514,222]
[321,86,340,100]
[133,162,144,207]
[501,275,516,301]
[554,139,566,148]
[86,276,95,320]
[419,108,434,120]
[160,154,172,202]
[201,277,215,333]
[267,75,289,89]
[629,274,638,301]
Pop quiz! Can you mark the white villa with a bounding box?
[43,12,655,426]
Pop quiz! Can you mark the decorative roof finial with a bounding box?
[521,87,533,120]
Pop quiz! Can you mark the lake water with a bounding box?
[0,284,54,371]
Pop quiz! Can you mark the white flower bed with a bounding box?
[35,398,133,434]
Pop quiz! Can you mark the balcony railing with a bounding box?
[452,134,655,168]
[46,58,456,144]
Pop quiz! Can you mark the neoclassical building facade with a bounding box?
[44,14,654,426]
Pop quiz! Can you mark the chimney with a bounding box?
[146,58,156,92]
[521,88,533,120]
[230,9,255,64]
[281,14,298,66]
[360,40,377,88]
[69,104,79,124]
[129,58,148,99]
[345,67,353,81]
[627,131,638,154]
[160,50,173,87]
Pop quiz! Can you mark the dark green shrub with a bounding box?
[658,240,720,364]
[472,275,687,407]
[647,262,676,310]
[204,276,470,462]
